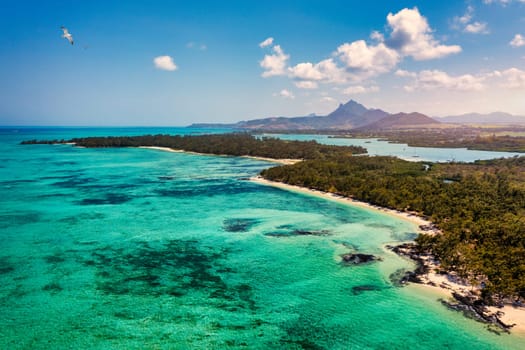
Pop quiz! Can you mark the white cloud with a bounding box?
[395,69,417,78]
[370,31,384,42]
[260,45,289,77]
[492,68,525,88]
[386,7,462,60]
[288,62,324,81]
[336,41,400,76]
[288,58,347,84]
[153,55,178,71]
[259,37,274,48]
[483,0,525,5]
[397,69,486,91]
[187,42,207,51]
[275,89,295,99]
[342,85,380,94]
[320,96,337,103]
[294,81,318,89]
[453,6,489,34]
[457,6,474,25]
[258,8,460,89]
[510,34,525,47]
[465,22,489,34]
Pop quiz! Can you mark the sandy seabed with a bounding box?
[141,147,525,335]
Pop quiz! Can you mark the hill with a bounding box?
[357,112,441,130]
[189,100,389,130]
[438,112,525,125]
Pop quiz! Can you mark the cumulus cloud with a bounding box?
[153,55,178,71]
[398,67,525,92]
[510,34,525,47]
[464,22,489,34]
[294,81,318,89]
[397,69,486,91]
[260,45,290,77]
[275,89,295,99]
[259,37,274,48]
[386,8,462,60]
[288,58,348,87]
[259,9,460,89]
[453,6,489,34]
[336,41,400,75]
[342,85,380,94]
[492,68,525,88]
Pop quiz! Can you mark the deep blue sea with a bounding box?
[1,127,523,349]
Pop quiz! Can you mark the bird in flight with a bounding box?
[61,26,74,45]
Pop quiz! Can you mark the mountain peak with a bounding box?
[330,99,368,117]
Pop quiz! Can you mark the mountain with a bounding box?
[358,112,441,130]
[189,100,389,130]
[438,112,525,125]
[324,101,389,128]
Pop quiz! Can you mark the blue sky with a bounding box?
[1,0,524,126]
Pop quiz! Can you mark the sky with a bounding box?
[1,0,525,126]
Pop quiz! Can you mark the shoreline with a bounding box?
[139,146,301,165]
[250,176,439,232]
[250,176,525,335]
[139,147,525,335]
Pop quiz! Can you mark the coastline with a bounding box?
[250,176,438,232]
[250,175,525,335]
[138,147,525,335]
[139,146,300,165]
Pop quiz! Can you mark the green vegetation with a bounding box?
[331,129,525,152]
[261,156,525,303]
[21,133,367,159]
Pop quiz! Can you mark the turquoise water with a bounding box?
[265,134,522,162]
[1,127,524,349]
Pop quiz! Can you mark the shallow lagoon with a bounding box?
[266,133,522,162]
[1,127,524,349]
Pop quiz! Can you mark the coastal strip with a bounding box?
[250,176,525,334]
[139,146,301,165]
[250,176,438,231]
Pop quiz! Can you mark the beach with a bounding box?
[250,176,437,231]
[140,148,525,335]
[250,176,525,334]
[139,146,301,165]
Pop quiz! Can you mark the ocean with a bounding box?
[1,127,523,349]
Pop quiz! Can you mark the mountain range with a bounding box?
[436,112,525,125]
[190,100,525,131]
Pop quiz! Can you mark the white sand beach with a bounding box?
[250,176,525,334]
[250,176,437,231]
[139,146,301,165]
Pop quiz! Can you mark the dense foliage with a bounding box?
[261,156,525,302]
[21,133,366,159]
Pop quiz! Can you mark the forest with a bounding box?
[21,133,366,160]
[261,156,525,302]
